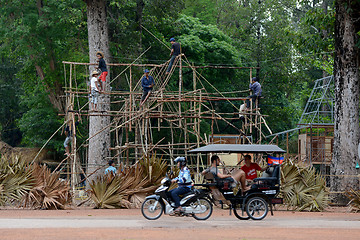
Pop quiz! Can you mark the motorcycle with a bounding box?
[141,176,213,220]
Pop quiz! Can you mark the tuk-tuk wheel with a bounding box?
[245,197,268,220]
[233,203,250,220]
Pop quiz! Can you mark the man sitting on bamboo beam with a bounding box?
[140,69,155,105]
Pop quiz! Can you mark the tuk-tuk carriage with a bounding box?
[189,144,285,220]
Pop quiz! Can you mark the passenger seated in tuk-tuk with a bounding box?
[241,154,268,185]
[202,155,250,192]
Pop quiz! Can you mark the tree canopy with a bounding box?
[0,0,347,154]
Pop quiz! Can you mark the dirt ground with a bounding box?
[0,207,359,240]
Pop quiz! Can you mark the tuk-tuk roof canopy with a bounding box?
[188,144,286,154]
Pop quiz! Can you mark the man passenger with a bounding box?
[202,155,249,192]
[241,154,268,182]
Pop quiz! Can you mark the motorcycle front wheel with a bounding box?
[141,198,164,220]
[192,198,213,221]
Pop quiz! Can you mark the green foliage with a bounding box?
[176,15,240,64]
[0,0,87,63]
[0,0,87,150]
[108,0,184,61]
[170,14,243,95]
[0,0,338,152]
[0,58,23,146]
[289,1,335,74]
[182,0,217,25]
[17,89,63,149]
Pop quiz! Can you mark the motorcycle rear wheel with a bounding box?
[141,198,163,220]
[192,198,213,221]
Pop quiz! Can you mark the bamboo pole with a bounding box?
[67,64,72,182]
[179,54,182,128]
[286,132,289,160]
[126,124,129,166]
[62,61,259,69]
[129,66,132,131]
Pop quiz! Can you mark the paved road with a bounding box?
[0,209,359,240]
[0,214,359,229]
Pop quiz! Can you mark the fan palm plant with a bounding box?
[139,154,168,185]
[88,174,122,209]
[281,160,329,211]
[345,189,360,212]
[88,155,168,209]
[0,155,34,206]
[23,164,71,209]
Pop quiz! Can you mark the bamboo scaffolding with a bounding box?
[61,57,271,188]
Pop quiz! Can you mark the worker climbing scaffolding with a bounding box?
[246,77,262,108]
[64,118,79,157]
[140,69,155,105]
[166,38,181,74]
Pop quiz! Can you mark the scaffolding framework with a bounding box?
[61,54,272,187]
[297,76,334,171]
[299,76,334,125]
[266,76,335,176]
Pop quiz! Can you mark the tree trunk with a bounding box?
[85,0,111,182]
[136,0,145,53]
[331,0,360,204]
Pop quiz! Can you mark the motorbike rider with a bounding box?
[169,157,192,213]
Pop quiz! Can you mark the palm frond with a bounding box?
[0,155,34,206]
[280,160,329,211]
[23,164,71,209]
[345,189,360,212]
[88,155,169,209]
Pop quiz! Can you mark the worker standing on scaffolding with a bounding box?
[246,77,262,108]
[239,101,247,122]
[96,51,108,92]
[90,71,101,111]
[140,69,155,105]
[166,38,181,74]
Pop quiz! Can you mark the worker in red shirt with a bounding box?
[241,155,268,182]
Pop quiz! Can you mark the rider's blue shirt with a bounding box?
[174,167,192,188]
